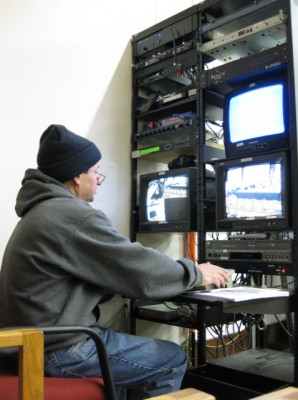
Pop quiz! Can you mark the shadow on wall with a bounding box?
[86,41,132,332]
[88,40,132,232]
[88,40,132,161]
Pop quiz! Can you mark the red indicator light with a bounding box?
[238,29,248,36]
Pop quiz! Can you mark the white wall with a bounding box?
[0,0,200,255]
[0,0,198,258]
[0,0,200,335]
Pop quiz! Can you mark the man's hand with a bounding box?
[197,263,229,288]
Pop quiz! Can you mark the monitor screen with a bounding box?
[138,167,216,232]
[225,162,282,219]
[223,77,289,157]
[146,175,188,223]
[139,167,198,232]
[215,152,291,231]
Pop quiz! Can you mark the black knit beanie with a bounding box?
[37,124,101,183]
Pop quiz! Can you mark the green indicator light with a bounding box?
[139,147,160,155]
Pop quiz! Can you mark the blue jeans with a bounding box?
[44,327,188,400]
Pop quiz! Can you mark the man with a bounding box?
[0,124,228,399]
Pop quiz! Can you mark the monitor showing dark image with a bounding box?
[138,167,217,232]
[139,168,198,232]
[146,176,188,222]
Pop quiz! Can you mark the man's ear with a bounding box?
[73,175,81,186]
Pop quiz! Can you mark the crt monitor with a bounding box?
[223,77,289,158]
[215,151,291,232]
[139,167,197,233]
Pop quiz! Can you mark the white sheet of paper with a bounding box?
[190,287,291,302]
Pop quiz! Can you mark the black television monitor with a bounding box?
[223,77,289,158]
[139,168,197,233]
[215,152,291,232]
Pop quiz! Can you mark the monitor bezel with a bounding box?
[138,167,198,233]
[223,76,290,158]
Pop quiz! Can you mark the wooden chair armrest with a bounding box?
[0,328,44,400]
[0,326,117,400]
[149,387,216,399]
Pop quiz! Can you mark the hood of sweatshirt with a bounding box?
[15,168,75,218]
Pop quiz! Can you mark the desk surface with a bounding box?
[174,291,292,314]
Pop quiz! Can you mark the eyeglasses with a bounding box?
[88,169,106,184]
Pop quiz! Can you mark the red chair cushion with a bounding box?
[0,375,106,400]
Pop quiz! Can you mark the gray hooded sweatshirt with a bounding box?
[0,169,202,350]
